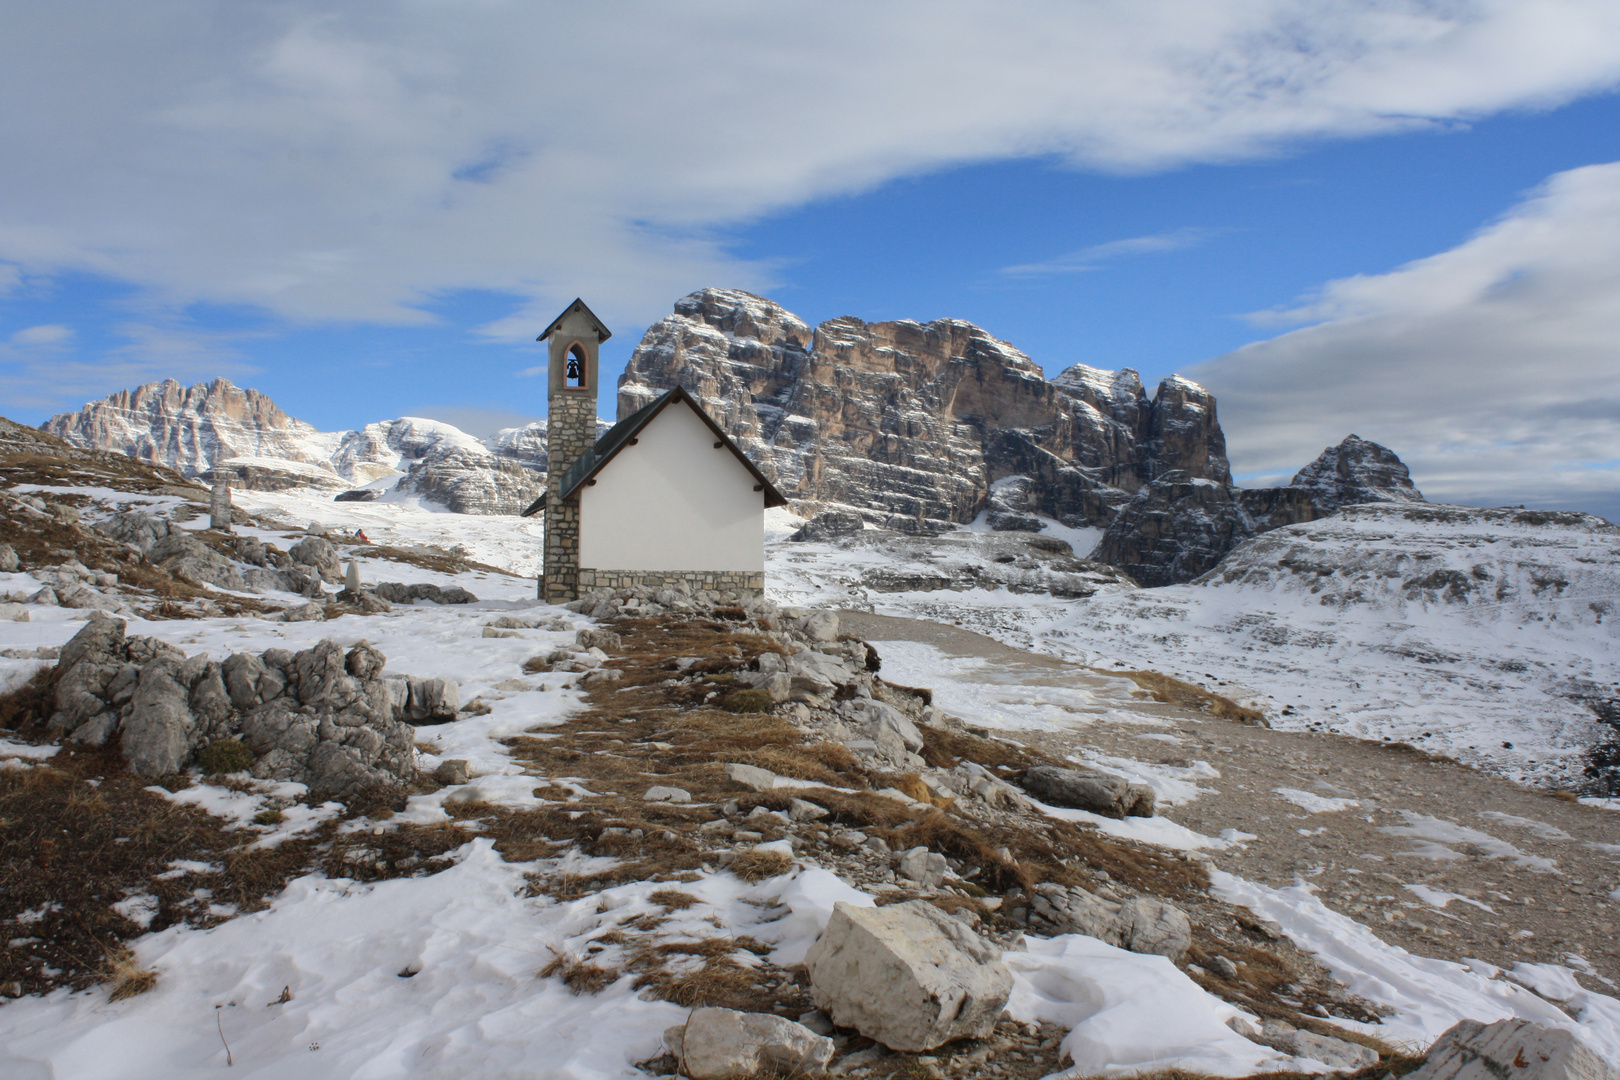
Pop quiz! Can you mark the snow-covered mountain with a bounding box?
[41,379,591,515]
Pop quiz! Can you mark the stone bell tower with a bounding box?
[537,298,611,603]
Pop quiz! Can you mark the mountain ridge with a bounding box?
[43,289,1425,580]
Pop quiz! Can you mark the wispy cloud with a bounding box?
[1001,227,1225,277]
[10,323,74,346]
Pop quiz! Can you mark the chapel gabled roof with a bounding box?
[537,298,612,343]
[557,386,788,507]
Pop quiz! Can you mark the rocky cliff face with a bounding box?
[621,289,1421,581]
[1094,435,1427,586]
[42,378,337,478]
[619,289,1231,535]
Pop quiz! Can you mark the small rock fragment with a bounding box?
[433,759,470,785]
[724,762,776,792]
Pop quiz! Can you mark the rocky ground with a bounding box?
[840,611,1620,991]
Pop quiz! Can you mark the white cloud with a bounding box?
[3,2,1620,334]
[9,324,73,346]
[1191,160,1620,521]
[0,264,18,295]
[1002,227,1224,276]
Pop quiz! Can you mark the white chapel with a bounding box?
[526,299,786,603]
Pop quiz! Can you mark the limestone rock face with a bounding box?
[42,378,332,480]
[1096,434,1426,587]
[1289,434,1425,513]
[805,900,1013,1051]
[618,289,1229,536]
[622,290,1423,584]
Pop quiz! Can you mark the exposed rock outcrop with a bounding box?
[1028,883,1191,961]
[44,615,422,796]
[662,1008,835,1079]
[1021,764,1156,818]
[1408,1019,1618,1080]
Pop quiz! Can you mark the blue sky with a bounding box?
[3,3,1620,518]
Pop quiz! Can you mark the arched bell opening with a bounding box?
[565,341,588,388]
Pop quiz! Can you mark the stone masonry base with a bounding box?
[574,568,765,597]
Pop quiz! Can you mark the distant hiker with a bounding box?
[355,529,370,544]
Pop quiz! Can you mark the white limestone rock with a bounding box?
[725,762,777,791]
[1408,1019,1620,1080]
[805,900,1013,1052]
[662,1007,835,1080]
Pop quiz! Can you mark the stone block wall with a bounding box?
[543,390,597,603]
[576,568,765,597]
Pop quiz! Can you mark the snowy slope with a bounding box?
[769,503,1620,790]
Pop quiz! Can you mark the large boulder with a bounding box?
[1407,1020,1620,1080]
[147,530,250,591]
[805,900,1012,1052]
[662,1008,835,1080]
[1021,765,1156,818]
[1028,884,1191,962]
[289,535,344,583]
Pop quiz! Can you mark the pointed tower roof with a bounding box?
[537,298,612,343]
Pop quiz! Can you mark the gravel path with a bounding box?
[840,610,1620,992]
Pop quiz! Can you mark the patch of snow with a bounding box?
[1212,871,1620,1065]
[1274,788,1361,813]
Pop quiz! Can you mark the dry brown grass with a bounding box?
[648,889,700,910]
[101,943,158,1001]
[540,950,621,995]
[0,743,333,995]
[1108,670,1268,726]
[728,850,794,881]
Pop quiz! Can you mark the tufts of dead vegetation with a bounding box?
[728,850,794,882]
[540,949,622,995]
[100,942,158,1002]
[1107,670,1268,726]
[0,744,327,996]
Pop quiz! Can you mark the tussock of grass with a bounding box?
[101,943,158,1002]
[719,688,773,713]
[648,889,700,910]
[540,950,621,995]
[728,850,794,882]
[197,738,254,775]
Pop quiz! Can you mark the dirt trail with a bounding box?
[840,610,1620,991]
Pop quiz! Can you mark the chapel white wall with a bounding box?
[577,402,765,572]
